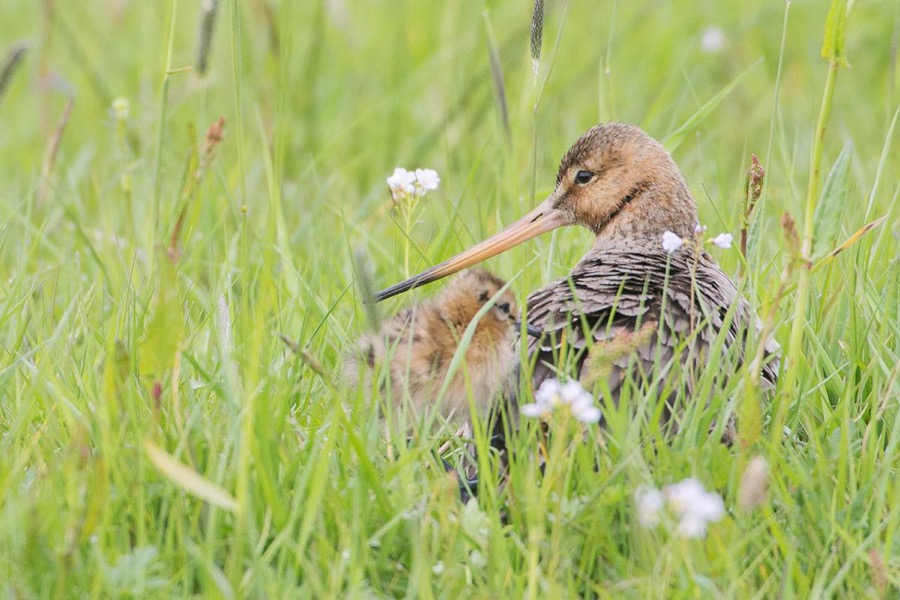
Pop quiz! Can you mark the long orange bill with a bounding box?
[373,197,569,302]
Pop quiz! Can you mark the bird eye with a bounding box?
[498,302,511,315]
[575,170,594,184]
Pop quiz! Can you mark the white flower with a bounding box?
[694,223,707,234]
[567,383,602,423]
[676,513,709,539]
[664,478,706,514]
[570,402,602,424]
[663,477,725,539]
[661,231,684,253]
[387,167,440,200]
[387,167,416,198]
[559,380,591,406]
[522,378,602,424]
[634,486,665,528]
[431,561,445,575]
[692,490,725,522]
[519,402,549,418]
[413,168,440,192]
[701,26,726,53]
[534,378,564,407]
[636,477,725,538]
[709,232,733,249]
[520,379,560,417]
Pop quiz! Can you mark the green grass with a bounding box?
[1,0,898,597]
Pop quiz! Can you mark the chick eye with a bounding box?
[575,170,594,184]
[498,302,511,315]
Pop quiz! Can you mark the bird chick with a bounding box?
[347,269,519,427]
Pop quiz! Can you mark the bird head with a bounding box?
[437,269,520,336]
[374,123,698,302]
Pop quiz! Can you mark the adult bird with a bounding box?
[373,123,779,437]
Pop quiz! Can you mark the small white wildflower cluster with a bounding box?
[520,378,602,424]
[386,167,440,201]
[661,223,733,254]
[634,477,725,539]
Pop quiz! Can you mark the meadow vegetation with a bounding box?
[0,0,898,597]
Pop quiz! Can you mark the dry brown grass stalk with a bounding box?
[38,98,74,204]
[0,43,29,107]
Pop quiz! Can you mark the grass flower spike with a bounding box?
[737,456,770,511]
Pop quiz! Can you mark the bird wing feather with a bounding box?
[520,244,779,401]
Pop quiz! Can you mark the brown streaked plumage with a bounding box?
[347,269,520,425]
[373,123,780,433]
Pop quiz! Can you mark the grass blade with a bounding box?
[145,440,240,513]
[663,59,761,151]
[812,141,852,260]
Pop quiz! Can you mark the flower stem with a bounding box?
[402,198,417,277]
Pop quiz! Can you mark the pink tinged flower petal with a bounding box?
[535,378,562,407]
[694,223,707,234]
[387,167,416,196]
[661,231,684,253]
[568,395,593,413]
[386,167,414,187]
[414,168,440,190]
[693,492,725,522]
[676,513,709,539]
[572,404,601,424]
[559,380,588,404]
[710,232,733,249]
[663,477,707,516]
[520,403,547,418]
